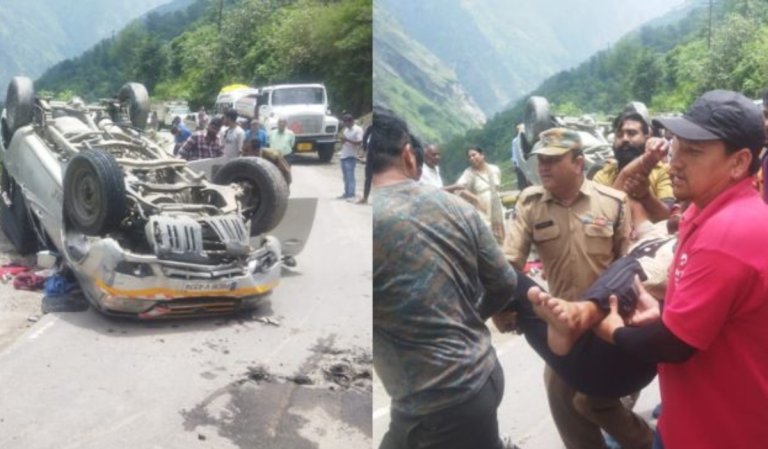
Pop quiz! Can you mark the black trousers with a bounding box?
[512,270,657,397]
[380,361,505,449]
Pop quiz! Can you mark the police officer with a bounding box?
[504,128,652,449]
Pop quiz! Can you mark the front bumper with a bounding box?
[66,234,282,317]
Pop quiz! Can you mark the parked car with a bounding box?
[0,77,291,319]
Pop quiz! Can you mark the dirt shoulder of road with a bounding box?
[0,236,45,353]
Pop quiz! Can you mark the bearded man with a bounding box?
[593,112,674,224]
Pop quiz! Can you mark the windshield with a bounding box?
[271,87,325,106]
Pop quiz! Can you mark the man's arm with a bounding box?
[613,320,696,363]
[613,194,632,258]
[595,295,696,364]
[503,194,533,270]
[614,138,672,222]
[474,212,517,319]
[625,175,671,222]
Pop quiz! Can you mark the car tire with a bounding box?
[64,151,127,235]
[214,157,289,236]
[0,166,38,254]
[318,144,334,163]
[118,82,150,130]
[5,76,34,135]
[522,96,552,150]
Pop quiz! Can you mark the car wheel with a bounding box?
[118,82,150,130]
[5,76,34,135]
[64,151,127,235]
[522,96,552,150]
[0,166,39,254]
[214,157,289,236]
[261,151,292,186]
[318,144,334,163]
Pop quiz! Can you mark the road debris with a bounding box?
[255,317,281,327]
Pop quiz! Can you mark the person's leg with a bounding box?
[573,394,653,449]
[528,286,602,355]
[511,270,657,398]
[347,157,356,197]
[340,157,351,197]
[405,361,506,449]
[527,257,647,354]
[544,365,607,449]
[342,157,356,197]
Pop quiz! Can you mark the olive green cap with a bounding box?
[532,128,582,156]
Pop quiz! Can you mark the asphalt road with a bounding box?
[0,155,372,449]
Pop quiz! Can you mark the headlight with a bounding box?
[114,261,154,277]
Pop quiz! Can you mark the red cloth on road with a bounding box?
[13,272,46,291]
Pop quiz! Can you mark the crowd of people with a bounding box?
[166,107,368,204]
[372,89,768,449]
[169,107,298,164]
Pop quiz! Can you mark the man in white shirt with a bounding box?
[338,114,363,199]
[220,109,245,160]
[419,143,444,188]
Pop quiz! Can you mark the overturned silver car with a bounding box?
[0,77,290,318]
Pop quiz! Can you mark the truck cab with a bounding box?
[255,84,339,162]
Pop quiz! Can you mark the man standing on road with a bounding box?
[419,143,444,188]
[269,117,295,157]
[593,112,674,224]
[338,114,363,200]
[373,110,517,449]
[170,116,192,155]
[178,117,224,161]
[221,109,245,160]
[244,118,268,149]
[504,128,652,449]
[196,107,209,131]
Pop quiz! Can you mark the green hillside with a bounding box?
[0,0,174,92]
[441,0,768,181]
[36,0,372,117]
[373,4,485,144]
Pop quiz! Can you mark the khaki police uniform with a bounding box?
[504,128,652,449]
[504,180,631,300]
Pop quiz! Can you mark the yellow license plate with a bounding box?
[297,142,313,152]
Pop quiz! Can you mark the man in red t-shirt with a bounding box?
[529,90,768,449]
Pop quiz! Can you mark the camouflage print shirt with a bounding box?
[373,180,517,416]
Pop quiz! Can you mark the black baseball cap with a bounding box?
[653,90,764,152]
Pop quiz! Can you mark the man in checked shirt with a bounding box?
[178,117,224,161]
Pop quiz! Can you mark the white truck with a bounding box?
[217,84,340,162]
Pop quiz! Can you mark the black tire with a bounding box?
[520,131,532,157]
[64,151,127,235]
[214,157,289,235]
[0,165,38,254]
[118,82,150,129]
[523,96,552,147]
[318,144,334,163]
[5,76,34,135]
